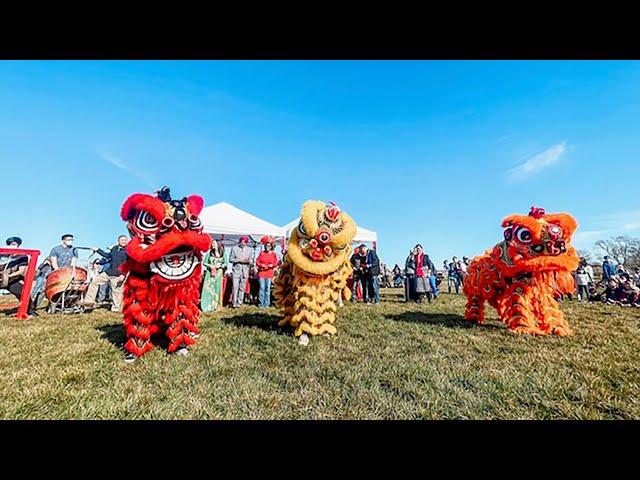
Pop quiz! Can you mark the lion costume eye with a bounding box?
[514,227,532,244]
[135,210,159,233]
[548,224,563,238]
[297,221,307,237]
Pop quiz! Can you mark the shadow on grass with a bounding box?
[97,323,127,351]
[384,311,504,330]
[221,312,289,335]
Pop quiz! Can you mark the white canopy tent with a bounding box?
[282,218,378,246]
[200,202,286,245]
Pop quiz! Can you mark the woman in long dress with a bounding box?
[201,239,227,312]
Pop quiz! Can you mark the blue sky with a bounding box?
[2,60,639,267]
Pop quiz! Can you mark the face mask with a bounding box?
[65,241,74,247]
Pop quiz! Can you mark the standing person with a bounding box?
[413,244,433,303]
[602,256,617,283]
[448,257,461,294]
[575,264,590,301]
[425,251,438,300]
[49,234,78,271]
[458,257,469,286]
[84,235,128,312]
[229,236,252,308]
[404,248,416,302]
[200,239,226,312]
[256,239,281,308]
[359,244,381,304]
[350,247,362,303]
[392,264,403,288]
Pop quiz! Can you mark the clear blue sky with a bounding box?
[2,60,639,267]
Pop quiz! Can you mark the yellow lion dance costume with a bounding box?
[274,200,357,345]
[464,207,579,336]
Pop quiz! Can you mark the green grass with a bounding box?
[1,289,638,419]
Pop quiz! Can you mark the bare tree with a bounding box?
[594,236,640,267]
[577,249,594,264]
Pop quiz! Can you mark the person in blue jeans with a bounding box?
[448,257,460,294]
[357,244,381,304]
[426,254,439,300]
[256,240,280,307]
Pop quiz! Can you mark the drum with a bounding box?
[45,267,88,301]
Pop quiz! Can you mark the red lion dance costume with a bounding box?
[120,187,211,361]
[463,207,579,336]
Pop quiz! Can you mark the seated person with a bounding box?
[31,257,53,308]
[604,278,620,304]
[618,279,640,306]
[0,237,37,316]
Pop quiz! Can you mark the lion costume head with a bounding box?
[120,186,211,281]
[286,200,357,276]
[499,206,579,275]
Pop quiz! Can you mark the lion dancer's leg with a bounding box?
[122,275,159,360]
[275,259,295,328]
[290,275,337,346]
[538,286,573,336]
[463,265,485,324]
[155,274,203,356]
[464,291,485,324]
[498,282,546,335]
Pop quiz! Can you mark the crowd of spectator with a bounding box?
[578,256,640,306]
[4,233,640,314]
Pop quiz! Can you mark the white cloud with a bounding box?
[98,150,156,190]
[507,141,567,181]
[573,210,640,249]
[590,210,640,232]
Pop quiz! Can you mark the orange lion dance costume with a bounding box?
[463,207,579,336]
[120,187,211,362]
[274,200,356,346]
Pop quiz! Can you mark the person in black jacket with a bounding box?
[357,244,381,304]
[83,235,129,312]
[350,247,362,303]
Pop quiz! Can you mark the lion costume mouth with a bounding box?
[149,248,199,280]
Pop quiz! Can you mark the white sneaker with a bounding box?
[176,347,190,357]
[298,333,310,347]
[124,352,137,363]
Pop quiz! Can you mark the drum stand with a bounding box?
[46,278,88,314]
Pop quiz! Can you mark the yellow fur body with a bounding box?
[274,200,357,338]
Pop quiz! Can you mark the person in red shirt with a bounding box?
[256,238,281,307]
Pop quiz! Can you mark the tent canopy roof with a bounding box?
[200,202,285,240]
[282,217,377,243]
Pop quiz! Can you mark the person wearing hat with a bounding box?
[256,237,281,307]
[229,236,253,308]
[1,236,37,316]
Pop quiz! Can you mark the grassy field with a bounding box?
[1,288,638,419]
